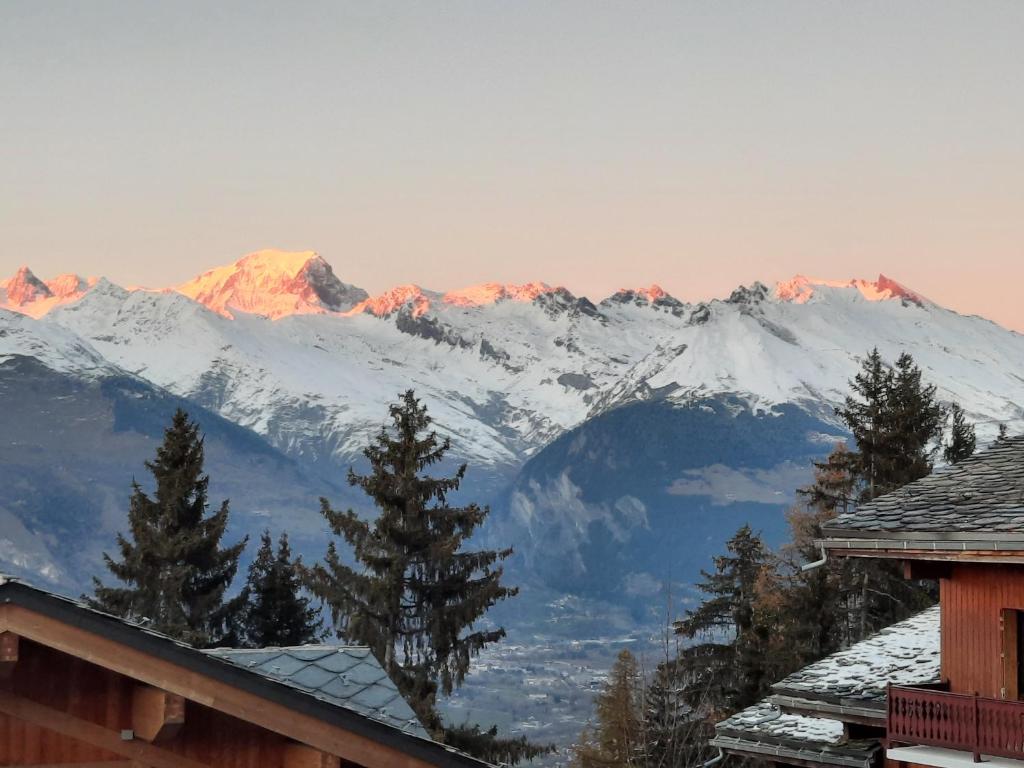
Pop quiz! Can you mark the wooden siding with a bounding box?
[941,563,1024,699]
[0,637,297,766]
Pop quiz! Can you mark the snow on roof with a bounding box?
[713,701,880,768]
[712,607,938,767]
[717,702,845,745]
[773,606,940,706]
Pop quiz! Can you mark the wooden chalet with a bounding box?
[0,577,491,768]
[712,435,1024,768]
[822,434,1024,768]
[710,606,940,768]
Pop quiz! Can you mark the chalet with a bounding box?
[711,435,1024,768]
[710,606,940,768]
[0,576,491,767]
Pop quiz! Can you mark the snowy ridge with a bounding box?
[2,251,1023,472]
[0,307,117,376]
[0,267,96,319]
[774,274,927,306]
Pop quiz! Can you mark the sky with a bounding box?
[2,1,1023,329]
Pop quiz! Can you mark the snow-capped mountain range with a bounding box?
[3,248,1023,476]
[4,250,1021,757]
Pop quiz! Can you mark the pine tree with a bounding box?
[90,409,248,648]
[443,724,554,765]
[674,525,772,714]
[571,649,643,768]
[303,390,517,737]
[837,349,944,502]
[834,350,941,639]
[886,352,945,488]
[836,348,893,501]
[240,531,323,648]
[780,444,860,657]
[943,403,976,465]
[642,659,698,768]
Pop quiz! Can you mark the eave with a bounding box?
[710,735,877,768]
[770,694,884,727]
[816,535,1024,563]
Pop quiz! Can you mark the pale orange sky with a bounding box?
[2,2,1023,330]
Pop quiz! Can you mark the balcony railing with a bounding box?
[888,684,1024,762]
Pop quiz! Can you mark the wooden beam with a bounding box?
[830,548,1024,565]
[0,630,18,679]
[902,560,952,580]
[133,684,185,742]
[1,763,137,767]
[0,686,209,768]
[283,742,342,768]
[1,604,436,768]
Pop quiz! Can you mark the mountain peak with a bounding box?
[350,284,434,318]
[0,268,95,319]
[46,273,90,298]
[442,281,556,308]
[176,249,368,319]
[3,266,52,305]
[774,274,927,306]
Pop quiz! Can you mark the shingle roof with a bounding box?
[772,606,940,707]
[716,702,845,745]
[712,703,878,768]
[823,436,1024,538]
[0,579,490,767]
[205,646,428,738]
[712,607,939,768]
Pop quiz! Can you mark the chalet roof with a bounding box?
[822,436,1024,540]
[712,607,938,768]
[0,578,489,767]
[712,703,878,768]
[772,606,940,709]
[206,646,428,738]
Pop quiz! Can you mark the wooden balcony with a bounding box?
[888,684,1024,762]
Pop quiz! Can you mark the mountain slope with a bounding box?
[24,257,1024,477]
[495,396,846,607]
[2,251,1023,595]
[0,354,345,590]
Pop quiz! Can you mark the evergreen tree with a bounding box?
[836,348,893,501]
[571,650,643,768]
[674,525,772,714]
[781,444,860,658]
[642,659,697,768]
[241,531,323,648]
[943,403,976,465]
[834,349,941,639]
[886,352,945,487]
[90,409,248,648]
[443,723,554,765]
[837,349,944,502]
[303,390,517,737]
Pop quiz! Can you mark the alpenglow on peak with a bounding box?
[774,274,927,306]
[176,249,369,319]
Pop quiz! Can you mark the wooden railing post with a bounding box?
[887,682,893,749]
[973,691,982,763]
